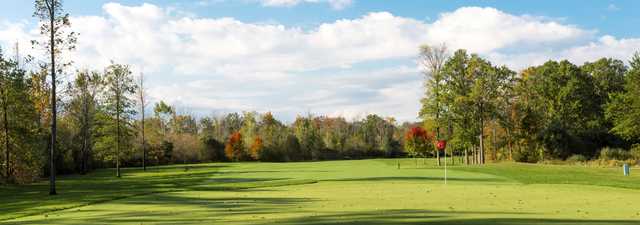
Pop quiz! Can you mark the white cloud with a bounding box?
[1,4,640,122]
[258,0,353,10]
[607,4,620,11]
[426,7,592,54]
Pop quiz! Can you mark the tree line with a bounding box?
[2,0,639,189]
[419,44,640,164]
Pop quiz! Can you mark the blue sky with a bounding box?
[1,0,639,122]
[4,0,639,37]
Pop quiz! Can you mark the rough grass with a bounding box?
[2,159,640,224]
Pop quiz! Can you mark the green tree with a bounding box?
[419,44,448,166]
[153,101,174,137]
[102,63,137,177]
[65,70,102,174]
[581,58,627,148]
[1,50,42,183]
[293,115,324,160]
[607,52,640,143]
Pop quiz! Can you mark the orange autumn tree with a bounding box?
[249,137,263,160]
[225,132,245,161]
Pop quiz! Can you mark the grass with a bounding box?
[1,159,640,224]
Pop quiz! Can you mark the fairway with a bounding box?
[1,159,639,224]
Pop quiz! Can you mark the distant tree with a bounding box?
[137,72,148,170]
[225,131,244,161]
[202,136,225,161]
[65,70,102,174]
[404,126,433,166]
[103,63,137,177]
[153,101,173,137]
[33,0,77,195]
[293,115,324,160]
[249,137,263,160]
[240,112,259,152]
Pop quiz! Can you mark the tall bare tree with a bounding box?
[33,0,77,195]
[419,43,448,166]
[138,72,148,171]
[0,49,10,181]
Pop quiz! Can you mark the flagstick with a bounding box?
[444,148,447,185]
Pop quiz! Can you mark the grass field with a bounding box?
[1,159,640,224]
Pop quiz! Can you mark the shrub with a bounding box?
[513,148,540,163]
[598,147,631,161]
[631,144,640,160]
[566,154,587,163]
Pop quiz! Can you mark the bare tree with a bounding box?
[138,72,148,171]
[33,0,77,195]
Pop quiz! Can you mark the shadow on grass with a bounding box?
[250,209,639,225]
[10,193,317,225]
[323,176,505,183]
[13,207,638,225]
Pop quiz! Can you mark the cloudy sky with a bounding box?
[1,0,639,122]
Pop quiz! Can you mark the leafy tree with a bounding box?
[0,50,41,183]
[419,44,448,165]
[404,126,433,165]
[33,0,77,195]
[65,70,102,174]
[153,101,173,137]
[249,137,263,160]
[202,136,225,162]
[293,115,324,160]
[607,52,640,143]
[102,63,137,177]
[225,131,245,161]
[581,58,627,148]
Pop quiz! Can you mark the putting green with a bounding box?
[3,159,640,224]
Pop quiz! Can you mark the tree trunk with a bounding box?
[116,90,121,178]
[492,126,496,161]
[479,122,485,165]
[81,95,89,175]
[464,147,468,165]
[507,129,513,161]
[140,73,146,171]
[49,1,57,195]
[2,87,9,180]
[471,145,478,164]
[141,110,145,170]
[81,128,87,175]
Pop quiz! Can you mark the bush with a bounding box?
[259,147,288,162]
[631,144,640,160]
[566,154,587,163]
[513,148,540,163]
[598,147,631,161]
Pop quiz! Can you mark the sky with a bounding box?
[1,0,639,123]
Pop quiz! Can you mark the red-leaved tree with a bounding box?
[404,127,434,159]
